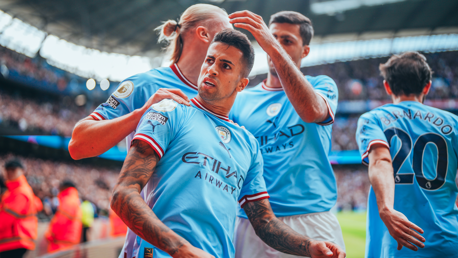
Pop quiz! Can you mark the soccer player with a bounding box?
[69,4,231,160]
[69,5,231,256]
[111,29,345,258]
[228,11,344,257]
[356,52,458,257]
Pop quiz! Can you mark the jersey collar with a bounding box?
[261,80,284,92]
[191,98,230,122]
[170,63,198,91]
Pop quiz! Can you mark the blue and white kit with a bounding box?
[356,101,458,258]
[129,98,269,258]
[230,76,338,218]
[90,64,198,258]
[90,64,198,145]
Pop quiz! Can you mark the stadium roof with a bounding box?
[2,0,458,57]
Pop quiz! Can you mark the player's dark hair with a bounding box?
[60,180,77,190]
[4,159,23,170]
[212,29,255,78]
[380,52,432,96]
[269,11,314,46]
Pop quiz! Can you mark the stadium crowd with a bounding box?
[0,154,372,218]
[0,45,82,94]
[2,46,458,149]
[304,50,458,101]
[0,154,119,219]
[0,92,94,136]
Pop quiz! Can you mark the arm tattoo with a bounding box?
[111,140,188,255]
[244,199,312,256]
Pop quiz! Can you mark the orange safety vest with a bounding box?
[45,187,82,253]
[109,208,127,237]
[0,175,43,252]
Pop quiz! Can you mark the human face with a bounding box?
[198,42,246,102]
[268,22,308,76]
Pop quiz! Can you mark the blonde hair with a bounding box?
[155,4,227,63]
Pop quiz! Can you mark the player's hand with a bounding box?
[141,88,190,114]
[229,10,278,54]
[380,208,425,251]
[172,243,214,258]
[309,240,346,258]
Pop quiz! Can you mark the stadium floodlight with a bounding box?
[100,79,110,91]
[75,94,86,106]
[86,78,96,90]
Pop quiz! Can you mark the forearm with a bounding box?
[69,109,143,160]
[268,46,327,123]
[111,140,189,256]
[244,200,311,256]
[369,158,395,213]
[256,217,312,256]
[111,188,188,255]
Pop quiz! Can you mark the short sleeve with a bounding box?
[132,99,183,159]
[90,73,156,121]
[313,76,338,125]
[356,112,390,166]
[238,141,269,208]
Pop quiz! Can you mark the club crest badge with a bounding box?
[113,81,134,99]
[266,103,282,116]
[216,126,231,144]
[151,99,178,112]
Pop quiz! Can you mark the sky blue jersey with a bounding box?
[90,64,198,146]
[356,101,458,258]
[230,76,338,218]
[129,98,269,258]
[89,64,198,257]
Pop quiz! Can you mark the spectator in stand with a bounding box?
[0,154,118,212]
[45,180,82,253]
[80,197,94,243]
[109,206,128,238]
[0,159,43,258]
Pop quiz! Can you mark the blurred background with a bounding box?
[0,0,458,257]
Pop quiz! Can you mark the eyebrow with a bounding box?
[208,55,234,65]
[279,35,295,40]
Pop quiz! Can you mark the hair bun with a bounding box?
[163,20,178,37]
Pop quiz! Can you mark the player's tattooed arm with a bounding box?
[111,140,199,257]
[244,199,345,257]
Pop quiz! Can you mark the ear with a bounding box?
[302,45,310,59]
[383,80,393,96]
[237,78,249,92]
[195,26,211,44]
[423,80,432,95]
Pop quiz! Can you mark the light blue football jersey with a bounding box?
[129,98,269,258]
[230,76,338,218]
[356,101,458,258]
[90,64,198,145]
[90,64,198,257]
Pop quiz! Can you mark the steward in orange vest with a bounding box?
[109,207,127,237]
[0,159,43,258]
[45,181,82,253]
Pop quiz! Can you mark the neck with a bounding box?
[266,72,283,88]
[176,43,207,85]
[195,95,234,117]
[392,94,424,104]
